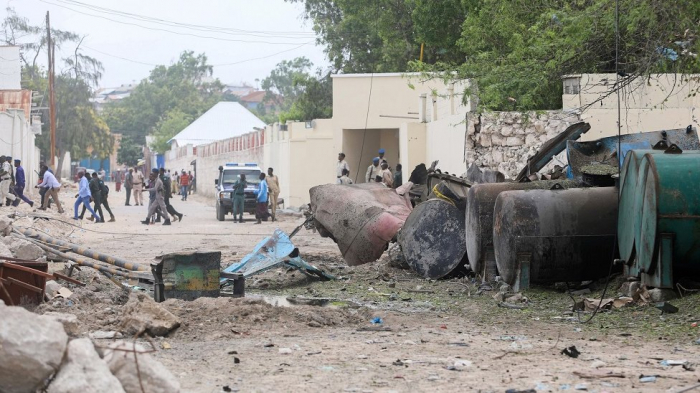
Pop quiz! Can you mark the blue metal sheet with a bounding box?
[220,229,335,282]
[566,127,699,179]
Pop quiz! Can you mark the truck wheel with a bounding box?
[216,202,225,221]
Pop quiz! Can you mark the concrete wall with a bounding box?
[465,111,581,178]
[0,109,39,187]
[399,122,427,176]
[563,73,700,140]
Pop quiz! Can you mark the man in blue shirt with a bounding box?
[73,171,100,221]
[254,173,269,224]
[11,159,33,207]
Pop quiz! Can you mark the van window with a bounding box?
[222,170,261,184]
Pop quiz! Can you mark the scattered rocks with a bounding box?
[0,303,68,393]
[118,293,181,337]
[102,342,181,393]
[47,338,125,393]
[90,330,122,339]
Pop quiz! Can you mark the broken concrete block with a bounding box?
[5,237,44,260]
[0,218,12,236]
[43,312,80,336]
[47,338,125,393]
[0,241,12,258]
[102,341,181,393]
[0,303,68,393]
[118,293,180,337]
[479,133,492,147]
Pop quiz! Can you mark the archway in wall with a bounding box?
[342,128,400,183]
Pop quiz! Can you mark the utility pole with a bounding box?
[46,11,56,169]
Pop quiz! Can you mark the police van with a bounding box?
[215,163,262,221]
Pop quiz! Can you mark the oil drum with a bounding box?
[493,187,618,287]
[399,199,468,279]
[465,180,580,281]
[635,152,700,286]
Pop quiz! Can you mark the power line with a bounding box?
[55,0,316,38]
[38,0,313,45]
[81,45,158,66]
[80,41,313,69]
[213,42,313,67]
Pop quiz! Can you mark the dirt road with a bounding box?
[33,184,700,393]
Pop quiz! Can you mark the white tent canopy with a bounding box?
[168,102,266,147]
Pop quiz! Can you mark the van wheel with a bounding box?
[216,202,225,221]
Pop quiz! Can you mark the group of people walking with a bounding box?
[0,156,65,213]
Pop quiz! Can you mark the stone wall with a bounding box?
[465,111,581,178]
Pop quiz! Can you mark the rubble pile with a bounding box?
[0,302,181,393]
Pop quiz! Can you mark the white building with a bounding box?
[0,46,41,186]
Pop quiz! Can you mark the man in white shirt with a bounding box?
[0,156,16,204]
[36,165,64,213]
[365,158,381,183]
[336,169,354,185]
[336,153,350,179]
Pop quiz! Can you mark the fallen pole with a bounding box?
[18,235,143,279]
[20,228,149,272]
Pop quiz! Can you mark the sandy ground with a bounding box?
[18,184,700,393]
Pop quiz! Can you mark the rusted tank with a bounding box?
[398,199,468,279]
[465,180,580,281]
[493,187,618,289]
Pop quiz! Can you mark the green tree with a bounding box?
[117,136,142,167]
[446,0,700,110]
[149,110,194,153]
[287,0,419,72]
[2,8,113,176]
[279,70,333,122]
[261,57,314,112]
[102,51,225,144]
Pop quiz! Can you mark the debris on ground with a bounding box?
[0,302,68,393]
[118,293,181,337]
[101,341,181,393]
[308,183,413,265]
[47,338,125,393]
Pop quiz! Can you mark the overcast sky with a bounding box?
[4,0,329,88]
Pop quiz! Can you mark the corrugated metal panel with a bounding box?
[0,90,32,119]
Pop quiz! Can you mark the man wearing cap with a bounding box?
[336,153,350,179]
[0,156,16,205]
[375,149,387,166]
[12,159,33,207]
[365,157,381,183]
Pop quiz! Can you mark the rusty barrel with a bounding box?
[465,180,579,281]
[493,187,618,287]
[399,199,468,279]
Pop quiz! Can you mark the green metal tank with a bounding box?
[634,152,700,287]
